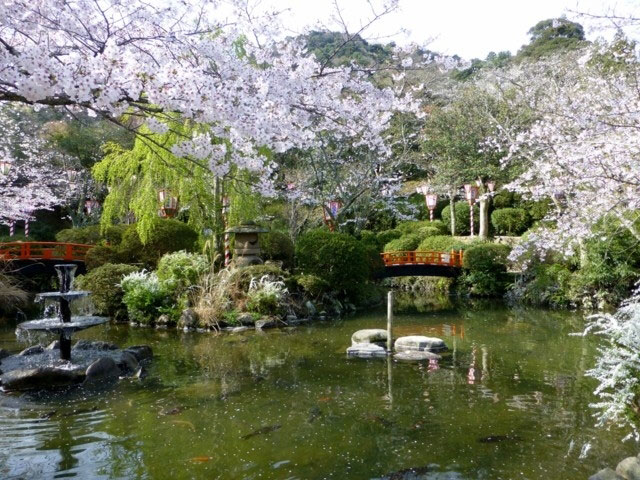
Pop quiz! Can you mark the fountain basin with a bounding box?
[17,316,108,336]
[35,291,90,301]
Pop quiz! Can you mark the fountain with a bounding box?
[0,264,153,392]
[19,264,107,361]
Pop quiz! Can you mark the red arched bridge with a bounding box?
[0,242,94,275]
[379,250,464,278]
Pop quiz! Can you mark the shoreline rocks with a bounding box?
[394,336,448,353]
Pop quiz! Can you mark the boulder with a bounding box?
[74,340,118,351]
[1,366,85,391]
[178,308,198,330]
[394,351,441,362]
[617,457,640,480]
[285,314,298,323]
[589,468,623,480]
[46,340,60,350]
[394,336,447,353]
[237,313,256,326]
[229,326,250,333]
[124,345,153,362]
[156,314,172,328]
[0,348,11,360]
[346,343,387,358]
[351,329,387,345]
[84,357,120,383]
[118,351,139,372]
[305,301,317,317]
[18,345,44,356]
[256,317,278,330]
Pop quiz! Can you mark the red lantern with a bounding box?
[158,189,179,218]
[425,193,438,222]
[464,184,479,204]
[322,200,342,232]
[85,199,100,214]
[487,181,496,193]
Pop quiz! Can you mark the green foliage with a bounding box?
[295,274,330,298]
[245,275,287,315]
[304,30,393,68]
[384,234,422,252]
[517,18,587,60]
[492,191,518,209]
[418,235,466,252]
[491,208,530,235]
[120,270,175,325]
[396,220,432,235]
[156,251,209,294]
[85,245,119,271]
[76,263,139,321]
[524,200,551,221]
[441,202,480,236]
[229,264,289,292]
[260,231,295,269]
[295,230,371,299]
[118,218,198,268]
[56,225,102,244]
[376,229,402,247]
[461,243,512,297]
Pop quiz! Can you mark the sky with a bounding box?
[271,0,623,59]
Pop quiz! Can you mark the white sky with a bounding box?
[270,0,621,59]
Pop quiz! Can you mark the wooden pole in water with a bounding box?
[387,290,393,353]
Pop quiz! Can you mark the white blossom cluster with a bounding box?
[0,0,419,196]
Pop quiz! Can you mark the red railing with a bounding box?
[381,250,464,268]
[0,242,94,262]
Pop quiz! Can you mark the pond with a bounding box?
[0,302,636,479]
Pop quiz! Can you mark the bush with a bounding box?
[491,208,530,235]
[492,191,520,209]
[229,264,289,292]
[56,225,102,244]
[396,220,432,235]
[120,270,176,325]
[85,245,119,271]
[295,230,370,299]
[461,243,511,297]
[384,234,422,252]
[260,231,295,269]
[295,274,330,298]
[118,218,198,268]
[376,229,402,247]
[156,251,209,294]
[76,263,139,321]
[246,275,288,315]
[417,235,466,252]
[418,226,443,238]
[441,201,479,235]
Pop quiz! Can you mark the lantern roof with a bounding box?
[224,221,269,234]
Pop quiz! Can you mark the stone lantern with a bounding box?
[225,221,269,267]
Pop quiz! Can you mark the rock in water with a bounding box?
[18,345,44,356]
[394,336,447,353]
[617,457,640,480]
[589,468,622,480]
[394,351,441,362]
[1,367,85,391]
[0,348,10,360]
[305,300,317,317]
[178,308,198,330]
[255,317,277,330]
[124,345,153,362]
[347,343,387,358]
[74,340,118,351]
[85,357,120,383]
[46,340,60,350]
[351,329,388,345]
[118,351,139,372]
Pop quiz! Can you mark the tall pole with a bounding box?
[222,196,231,267]
[469,203,474,237]
[386,290,393,353]
[9,220,14,237]
[24,218,29,238]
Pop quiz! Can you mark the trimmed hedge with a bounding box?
[384,234,422,252]
[491,208,530,235]
[417,235,466,252]
[376,229,402,247]
[56,225,102,244]
[461,243,511,297]
[260,231,295,269]
[76,263,139,321]
[441,201,479,236]
[85,245,119,271]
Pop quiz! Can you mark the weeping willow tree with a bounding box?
[93,116,264,248]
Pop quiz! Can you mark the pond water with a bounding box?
[0,302,636,479]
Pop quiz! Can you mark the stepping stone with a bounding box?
[394,336,447,353]
[351,329,388,345]
[394,351,441,362]
[346,343,387,358]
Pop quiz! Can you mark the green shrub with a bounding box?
[104,224,130,246]
[120,270,175,325]
[396,220,432,235]
[246,275,288,315]
[492,191,520,209]
[376,229,402,247]
[85,245,119,271]
[441,201,479,235]
[260,231,295,269]
[76,263,139,321]
[295,229,370,299]
[359,230,379,249]
[461,243,511,297]
[295,274,330,298]
[491,208,530,235]
[156,251,209,294]
[56,225,102,244]
[418,226,443,238]
[118,218,198,268]
[384,234,422,252]
[418,235,466,252]
[229,264,289,292]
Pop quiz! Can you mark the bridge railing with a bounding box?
[0,242,94,262]
[380,250,464,268]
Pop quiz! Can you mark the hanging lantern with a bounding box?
[487,181,496,193]
[322,200,342,232]
[85,199,100,214]
[158,189,178,218]
[0,159,13,176]
[425,193,438,222]
[464,184,479,204]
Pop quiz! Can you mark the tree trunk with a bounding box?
[449,192,456,236]
[479,197,489,240]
